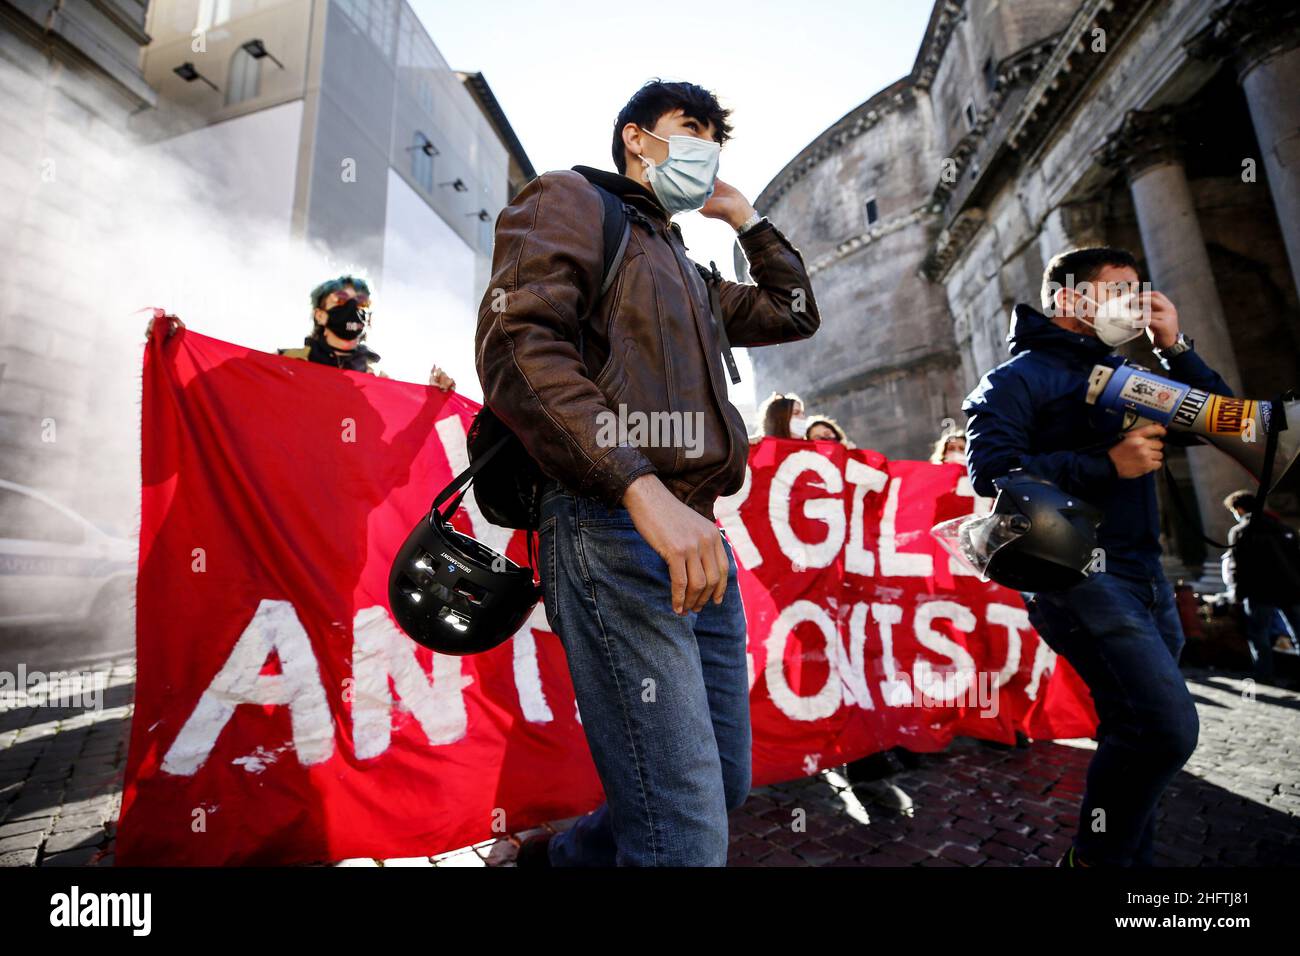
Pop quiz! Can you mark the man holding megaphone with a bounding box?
[962,246,1234,868]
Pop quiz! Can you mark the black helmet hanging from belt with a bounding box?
[931,471,1103,592]
[388,436,540,655]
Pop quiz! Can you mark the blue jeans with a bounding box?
[538,484,751,866]
[1022,571,1198,867]
[1241,600,1300,679]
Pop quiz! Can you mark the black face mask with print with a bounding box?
[325,300,367,340]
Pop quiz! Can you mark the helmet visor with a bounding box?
[931,512,1030,581]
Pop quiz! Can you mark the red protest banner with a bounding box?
[117,329,1095,865]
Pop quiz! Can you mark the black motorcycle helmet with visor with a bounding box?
[389,435,540,655]
[931,471,1103,592]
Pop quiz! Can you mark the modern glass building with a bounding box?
[137,0,534,391]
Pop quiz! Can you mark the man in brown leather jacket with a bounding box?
[476,80,819,866]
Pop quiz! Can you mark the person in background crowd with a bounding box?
[754,391,805,443]
[931,428,968,465]
[808,410,916,808]
[278,275,456,388]
[843,746,920,815]
[1221,489,1300,682]
[805,416,850,445]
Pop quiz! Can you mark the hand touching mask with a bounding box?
[1075,291,1150,347]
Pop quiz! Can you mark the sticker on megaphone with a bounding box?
[1086,360,1298,490]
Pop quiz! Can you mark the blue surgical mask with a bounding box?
[637,126,720,216]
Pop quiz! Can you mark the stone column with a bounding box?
[1188,0,1300,299]
[1040,200,1107,263]
[1097,109,1245,546]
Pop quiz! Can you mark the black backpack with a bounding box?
[466,171,635,531]
[1233,513,1300,605]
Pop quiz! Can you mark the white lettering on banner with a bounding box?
[844,458,889,575]
[158,453,1057,772]
[435,416,513,557]
[351,606,470,759]
[911,601,978,704]
[948,475,991,576]
[879,477,933,577]
[766,600,842,721]
[767,600,1033,719]
[873,603,912,706]
[770,451,846,569]
[986,603,1031,689]
[512,603,554,723]
[436,416,562,725]
[162,599,333,776]
[716,464,762,569]
[1026,638,1057,701]
[167,602,479,773]
[844,604,876,709]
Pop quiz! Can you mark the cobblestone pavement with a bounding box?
[1,659,1296,867]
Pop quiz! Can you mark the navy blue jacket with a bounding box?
[962,304,1232,579]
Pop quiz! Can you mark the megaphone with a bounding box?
[1085,359,1299,491]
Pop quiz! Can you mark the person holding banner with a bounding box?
[930,427,968,465]
[804,416,850,445]
[755,391,807,443]
[476,79,819,866]
[278,275,456,389]
[963,246,1232,868]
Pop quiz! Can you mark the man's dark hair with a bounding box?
[1040,246,1140,312]
[611,79,733,174]
[1224,490,1257,514]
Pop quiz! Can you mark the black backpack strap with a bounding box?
[433,434,512,518]
[595,185,631,297]
[568,176,631,356]
[1248,390,1290,527]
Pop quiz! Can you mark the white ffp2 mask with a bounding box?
[1075,291,1149,347]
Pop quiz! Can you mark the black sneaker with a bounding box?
[515,833,552,868]
[851,779,915,815]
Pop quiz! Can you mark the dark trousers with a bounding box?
[1241,599,1300,679]
[1023,570,1198,866]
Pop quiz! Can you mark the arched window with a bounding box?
[226,47,260,106]
[411,132,435,191]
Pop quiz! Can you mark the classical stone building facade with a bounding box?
[746,0,1300,573]
[0,1,155,527]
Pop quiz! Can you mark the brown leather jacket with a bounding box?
[475,166,820,519]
